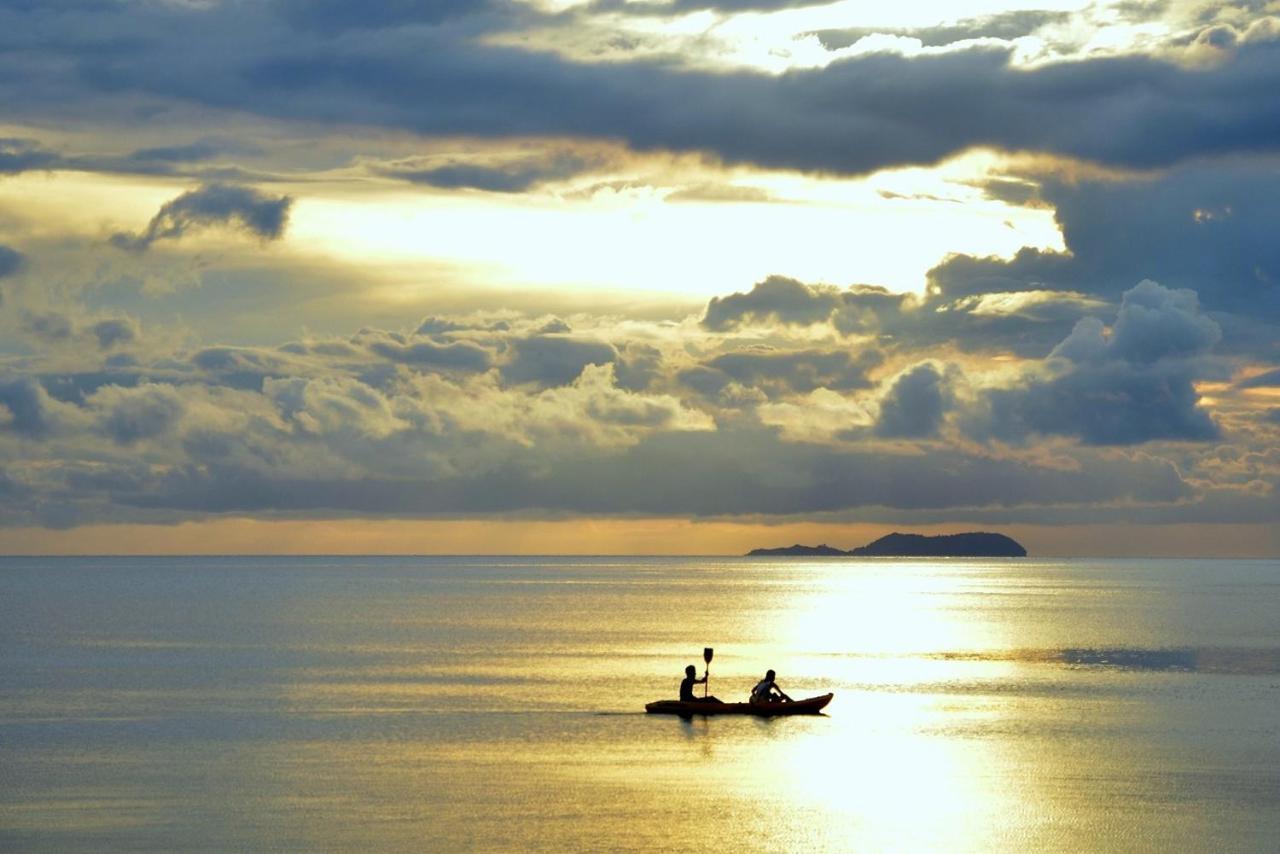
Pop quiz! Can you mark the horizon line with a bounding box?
[2,552,1277,560]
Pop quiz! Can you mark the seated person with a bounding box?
[750,669,792,704]
[680,665,720,703]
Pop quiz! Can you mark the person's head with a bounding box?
[686,665,697,677]
[765,669,776,680]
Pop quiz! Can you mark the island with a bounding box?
[748,531,1026,558]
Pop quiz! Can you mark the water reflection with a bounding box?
[3,556,1280,851]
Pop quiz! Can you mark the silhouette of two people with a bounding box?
[680,664,721,703]
[676,665,794,704]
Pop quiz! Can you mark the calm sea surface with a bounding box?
[2,556,1279,852]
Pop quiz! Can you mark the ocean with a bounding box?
[2,556,1278,851]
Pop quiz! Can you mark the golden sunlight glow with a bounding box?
[0,171,178,240]
[287,153,1062,299]
[774,562,1005,657]
[2,518,1278,557]
[0,149,1062,301]
[499,0,1170,73]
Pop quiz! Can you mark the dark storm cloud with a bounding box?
[110,184,293,252]
[932,160,1280,320]
[369,338,493,371]
[7,0,1280,178]
[968,281,1222,446]
[683,347,882,396]
[500,336,618,386]
[234,38,1280,176]
[875,362,953,438]
[386,151,603,192]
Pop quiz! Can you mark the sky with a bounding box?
[1,0,1279,555]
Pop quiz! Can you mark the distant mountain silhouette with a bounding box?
[745,543,849,557]
[850,532,1026,557]
[748,532,1026,557]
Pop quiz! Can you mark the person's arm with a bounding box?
[696,675,708,684]
[777,684,792,702]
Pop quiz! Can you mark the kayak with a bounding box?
[645,693,833,716]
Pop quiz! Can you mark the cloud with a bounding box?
[1104,279,1221,363]
[589,0,828,15]
[813,9,1073,51]
[110,184,293,252]
[500,336,618,387]
[125,138,262,166]
[0,291,1267,530]
[0,377,81,438]
[415,316,468,336]
[70,426,1193,520]
[1239,368,1280,389]
[0,245,23,279]
[0,137,59,174]
[20,311,73,342]
[189,346,301,391]
[967,281,1222,446]
[11,307,141,352]
[89,318,140,350]
[276,0,489,34]
[91,383,186,445]
[683,347,882,397]
[7,2,1280,179]
[266,375,408,440]
[385,151,604,192]
[931,160,1280,321]
[664,183,776,203]
[369,338,493,372]
[698,276,1098,358]
[703,276,842,330]
[875,362,953,438]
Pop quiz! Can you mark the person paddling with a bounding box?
[750,669,792,704]
[680,665,720,703]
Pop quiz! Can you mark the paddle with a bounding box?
[703,647,713,698]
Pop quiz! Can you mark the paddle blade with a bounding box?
[703,647,713,664]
